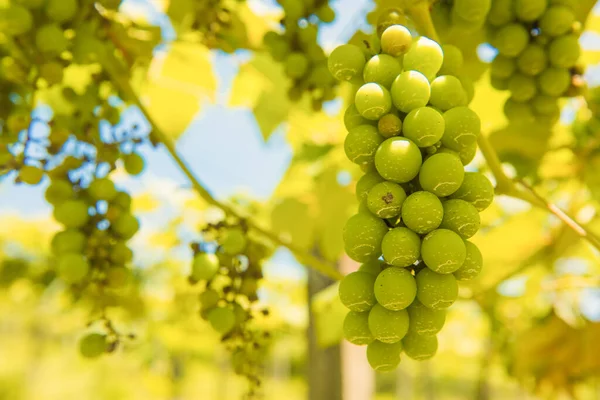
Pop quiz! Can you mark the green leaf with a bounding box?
[270,198,315,250]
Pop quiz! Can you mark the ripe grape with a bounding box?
[19,165,44,185]
[344,125,384,166]
[391,71,431,112]
[376,8,408,37]
[538,67,571,96]
[358,259,384,275]
[515,0,547,22]
[421,229,466,274]
[517,44,548,76]
[402,332,438,360]
[192,253,220,281]
[328,44,366,82]
[419,153,464,197]
[200,289,220,312]
[504,99,535,123]
[366,340,403,371]
[548,34,580,68]
[532,95,560,116]
[281,0,305,21]
[355,83,392,120]
[439,44,463,76]
[79,333,107,359]
[112,191,132,210]
[378,113,402,138]
[492,23,529,57]
[343,311,374,345]
[380,25,412,57]
[403,36,443,80]
[449,172,494,211]
[46,0,78,23]
[381,227,421,268]
[221,228,247,255]
[285,52,309,78]
[207,306,236,334]
[415,268,459,310]
[123,152,145,176]
[407,299,446,335]
[441,106,480,151]
[363,54,402,88]
[539,6,576,36]
[403,107,445,147]
[487,0,514,26]
[338,271,377,312]
[373,266,417,310]
[316,4,335,22]
[111,212,139,240]
[401,191,444,235]
[51,229,86,255]
[368,304,409,343]
[35,24,68,55]
[344,104,374,130]
[451,0,491,23]
[374,137,422,183]
[356,171,385,201]
[57,252,89,283]
[439,199,481,239]
[490,55,516,79]
[53,199,89,228]
[453,240,483,281]
[432,76,467,110]
[367,181,407,218]
[88,178,117,201]
[343,212,388,262]
[508,73,537,102]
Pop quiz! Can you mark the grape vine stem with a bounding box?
[100,48,343,281]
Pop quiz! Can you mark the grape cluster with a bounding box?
[191,0,247,52]
[263,0,337,111]
[487,0,584,123]
[190,219,274,396]
[328,24,494,371]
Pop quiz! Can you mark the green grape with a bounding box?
[380,25,412,57]
[281,0,305,21]
[344,104,374,130]
[504,99,535,123]
[508,73,538,102]
[441,106,480,151]
[381,227,420,268]
[368,304,409,343]
[539,6,576,36]
[51,229,86,255]
[458,142,478,166]
[307,63,334,86]
[298,24,318,49]
[285,52,309,79]
[192,253,220,281]
[376,8,408,37]
[403,36,443,80]
[343,311,374,345]
[402,332,438,360]
[391,71,431,112]
[1,56,27,84]
[451,0,491,25]
[449,172,494,211]
[407,299,446,335]
[517,44,548,76]
[419,153,464,197]
[453,240,483,281]
[374,266,417,310]
[439,45,463,76]
[111,212,139,240]
[548,35,580,68]
[358,260,384,275]
[316,4,335,22]
[53,199,89,228]
[46,0,78,22]
[367,181,407,218]
[532,95,560,116]
[355,83,392,120]
[19,165,44,185]
[88,178,117,201]
[515,0,547,22]
[0,4,33,36]
[367,340,402,371]
[343,213,388,262]
[79,333,107,359]
[35,24,68,55]
[429,76,467,111]
[374,137,422,183]
[39,61,64,85]
[344,125,384,166]
[490,55,516,79]
[123,152,145,176]
[421,229,466,274]
[57,252,89,283]
[439,199,481,239]
[265,33,290,62]
[110,241,133,264]
[363,54,402,88]
[338,271,377,311]
[207,306,236,334]
[378,113,402,138]
[401,191,444,236]
[356,171,385,201]
[112,191,132,210]
[403,107,444,148]
[200,289,220,311]
[538,67,571,96]
[491,77,509,90]
[487,0,514,26]
[106,267,131,288]
[416,268,458,309]
[492,23,529,57]
[328,44,366,82]
[221,228,247,255]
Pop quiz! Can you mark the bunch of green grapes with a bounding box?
[487,0,584,123]
[263,0,337,111]
[190,220,274,397]
[329,24,494,371]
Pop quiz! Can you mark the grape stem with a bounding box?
[99,46,343,281]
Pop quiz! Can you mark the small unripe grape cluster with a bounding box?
[190,219,274,395]
[486,0,584,123]
[329,24,494,371]
[194,0,247,52]
[263,0,337,111]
